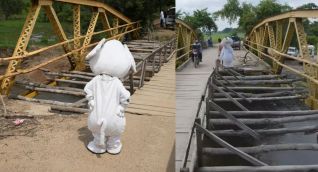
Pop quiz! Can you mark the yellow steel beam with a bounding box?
[0,0,140,96]
[251,9,318,32]
[246,10,318,109]
[73,5,81,50]
[0,4,41,95]
[43,4,77,69]
[99,12,113,37]
[76,11,99,70]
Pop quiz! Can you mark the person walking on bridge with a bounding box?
[160,10,165,28]
[217,38,223,57]
[220,37,235,67]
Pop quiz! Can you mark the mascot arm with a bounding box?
[115,80,130,117]
[84,79,95,110]
[119,80,131,111]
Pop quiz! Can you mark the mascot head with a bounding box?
[86,39,137,79]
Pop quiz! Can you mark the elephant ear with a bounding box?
[124,44,137,73]
[86,38,106,60]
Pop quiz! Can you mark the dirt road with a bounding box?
[0,58,175,172]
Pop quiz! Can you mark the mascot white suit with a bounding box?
[84,38,136,154]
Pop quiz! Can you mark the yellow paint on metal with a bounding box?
[246,9,318,109]
[0,0,141,96]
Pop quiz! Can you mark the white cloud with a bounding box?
[176,0,318,31]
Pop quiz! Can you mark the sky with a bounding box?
[176,0,317,31]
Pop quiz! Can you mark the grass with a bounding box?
[204,32,245,43]
[0,18,72,49]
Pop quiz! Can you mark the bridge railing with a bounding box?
[0,0,141,95]
[176,19,197,69]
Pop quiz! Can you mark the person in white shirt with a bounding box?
[84,39,136,154]
[220,37,235,67]
[160,10,165,27]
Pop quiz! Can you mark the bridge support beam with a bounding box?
[246,10,318,109]
[0,3,41,95]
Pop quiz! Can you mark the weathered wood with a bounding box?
[25,86,85,96]
[45,71,93,80]
[212,95,306,102]
[209,100,261,140]
[212,90,307,98]
[194,122,267,166]
[17,80,83,92]
[209,114,318,126]
[227,68,244,77]
[213,79,251,103]
[198,165,318,172]
[212,125,318,137]
[216,72,236,87]
[222,75,285,80]
[61,70,95,77]
[50,105,89,113]
[211,83,249,111]
[73,98,88,107]
[221,86,305,91]
[209,110,318,117]
[221,69,240,80]
[217,79,302,85]
[15,95,81,106]
[55,79,87,85]
[203,144,318,155]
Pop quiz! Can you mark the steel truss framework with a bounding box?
[176,19,197,69]
[245,9,318,108]
[0,0,141,95]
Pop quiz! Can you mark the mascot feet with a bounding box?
[107,142,122,155]
[87,141,106,154]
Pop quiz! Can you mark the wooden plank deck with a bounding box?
[176,47,217,171]
[124,56,176,172]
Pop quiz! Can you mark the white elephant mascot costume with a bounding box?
[84,38,136,154]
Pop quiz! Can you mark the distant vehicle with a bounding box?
[230,36,241,50]
[308,45,315,59]
[191,44,200,68]
[165,7,175,28]
[287,47,299,57]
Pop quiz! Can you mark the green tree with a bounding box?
[100,0,174,28]
[214,0,292,33]
[238,2,256,33]
[0,0,24,20]
[181,9,217,40]
[255,0,291,21]
[214,0,241,25]
[296,3,318,9]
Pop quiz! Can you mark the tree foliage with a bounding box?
[296,3,318,10]
[214,0,292,33]
[180,9,217,39]
[214,0,241,25]
[99,0,174,27]
[0,0,24,20]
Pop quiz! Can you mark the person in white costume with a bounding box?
[84,38,136,154]
[220,37,235,68]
